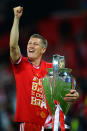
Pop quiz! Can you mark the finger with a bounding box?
[17,10,23,14]
[64,97,77,102]
[64,97,72,103]
[21,7,23,11]
[70,89,76,94]
[69,90,79,98]
[18,7,23,11]
[65,93,76,97]
[64,98,73,103]
[17,7,23,13]
[76,92,79,98]
[14,6,23,12]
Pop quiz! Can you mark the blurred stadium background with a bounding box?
[0,0,87,131]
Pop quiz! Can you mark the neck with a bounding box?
[28,57,42,67]
[32,59,41,67]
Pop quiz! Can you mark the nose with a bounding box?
[28,43,34,48]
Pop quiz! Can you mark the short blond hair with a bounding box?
[30,34,48,48]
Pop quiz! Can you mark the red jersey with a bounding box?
[11,56,52,126]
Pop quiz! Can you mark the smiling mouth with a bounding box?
[29,49,35,53]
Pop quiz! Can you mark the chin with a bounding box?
[28,55,35,61]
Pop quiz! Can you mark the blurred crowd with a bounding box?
[0,2,87,131]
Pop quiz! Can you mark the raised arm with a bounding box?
[10,6,23,63]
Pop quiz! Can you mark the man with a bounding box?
[10,6,79,131]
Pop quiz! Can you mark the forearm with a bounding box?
[10,17,20,48]
[10,6,23,62]
[10,17,21,62]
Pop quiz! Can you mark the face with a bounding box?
[27,37,46,61]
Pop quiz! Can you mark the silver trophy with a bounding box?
[43,54,76,115]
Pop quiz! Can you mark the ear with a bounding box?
[41,48,46,54]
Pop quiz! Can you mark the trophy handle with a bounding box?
[52,54,60,87]
[72,77,76,90]
[52,54,65,86]
[52,54,59,77]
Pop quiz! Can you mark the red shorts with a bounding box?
[20,122,42,131]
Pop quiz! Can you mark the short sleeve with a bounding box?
[10,55,22,65]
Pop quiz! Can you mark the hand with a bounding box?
[64,89,79,103]
[13,6,23,19]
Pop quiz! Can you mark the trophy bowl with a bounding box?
[43,67,75,115]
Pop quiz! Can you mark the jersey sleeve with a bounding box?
[10,55,26,73]
[10,55,22,65]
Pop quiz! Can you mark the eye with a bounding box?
[34,43,39,46]
[28,42,32,45]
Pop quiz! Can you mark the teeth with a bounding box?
[29,49,34,52]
